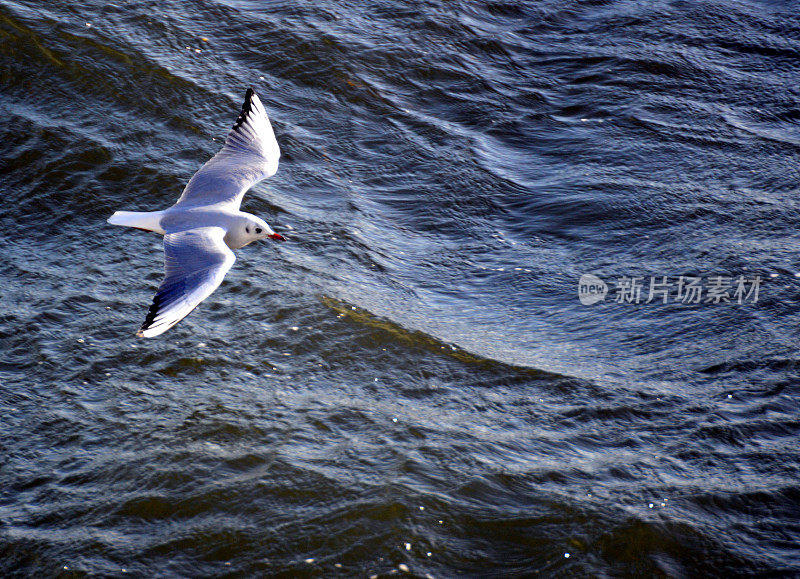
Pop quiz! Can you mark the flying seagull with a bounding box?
[108,88,285,338]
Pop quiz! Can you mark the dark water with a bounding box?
[2,0,800,575]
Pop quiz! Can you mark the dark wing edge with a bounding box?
[223,87,280,163]
[231,87,257,133]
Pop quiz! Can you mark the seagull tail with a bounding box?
[107,210,166,234]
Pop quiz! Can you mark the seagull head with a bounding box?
[236,214,286,248]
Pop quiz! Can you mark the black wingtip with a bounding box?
[138,293,162,335]
[232,88,257,131]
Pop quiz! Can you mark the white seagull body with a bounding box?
[108,88,285,338]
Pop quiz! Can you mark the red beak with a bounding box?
[269,233,286,241]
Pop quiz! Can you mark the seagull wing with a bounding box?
[174,88,280,210]
[138,227,235,337]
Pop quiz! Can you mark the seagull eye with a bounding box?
[256,227,263,234]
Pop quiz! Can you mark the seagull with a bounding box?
[108,87,286,338]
